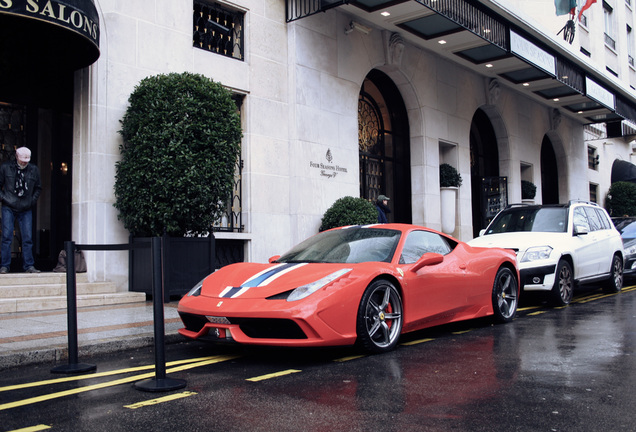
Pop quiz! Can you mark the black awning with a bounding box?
[0,0,100,73]
[611,159,636,184]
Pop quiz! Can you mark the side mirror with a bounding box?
[410,252,444,273]
[269,255,281,263]
[574,225,589,236]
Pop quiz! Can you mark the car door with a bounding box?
[400,230,468,325]
[571,206,599,278]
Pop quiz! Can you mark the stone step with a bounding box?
[0,292,147,314]
[0,282,118,298]
[0,272,89,286]
[0,272,146,314]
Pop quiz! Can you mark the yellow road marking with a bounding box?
[528,311,547,316]
[401,337,434,346]
[333,355,366,362]
[246,369,301,382]
[452,329,472,335]
[0,356,224,393]
[124,391,198,409]
[0,356,239,411]
[6,426,51,432]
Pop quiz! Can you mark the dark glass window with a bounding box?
[193,1,244,60]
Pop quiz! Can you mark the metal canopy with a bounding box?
[0,0,100,73]
[286,0,636,127]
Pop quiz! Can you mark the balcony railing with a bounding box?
[213,159,244,233]
[604,33,616,50]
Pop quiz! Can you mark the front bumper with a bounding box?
[519,263,557,291]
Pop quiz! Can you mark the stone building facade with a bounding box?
[1,0,635,290]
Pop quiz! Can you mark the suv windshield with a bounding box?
[486,207,568,234]
[278,227,402,264]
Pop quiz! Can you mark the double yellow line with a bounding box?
[0,355,239,411]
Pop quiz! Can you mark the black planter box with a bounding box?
[130,235,215,301]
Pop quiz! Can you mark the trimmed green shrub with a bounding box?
[114,72,242,237]
[319,196,378,232]
[440,163,462,187]
[521,180,537,200]
[606,181,636,217]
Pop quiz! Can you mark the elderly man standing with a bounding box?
[0,147,42,273]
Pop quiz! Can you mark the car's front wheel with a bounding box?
[551,259,573,306]
[356,279,403,354]
[492,266,519,323]
[603,254,623,293]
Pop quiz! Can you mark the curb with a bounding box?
[0,332,184,371]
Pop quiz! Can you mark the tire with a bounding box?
[492,266,519,323]
[356,279,403,354]
[603,254,623,293]
[550,259,573,306]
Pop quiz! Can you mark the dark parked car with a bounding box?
[612,217,636,277]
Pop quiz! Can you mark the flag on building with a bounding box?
[555,0,576,15]
[578,0,597,20]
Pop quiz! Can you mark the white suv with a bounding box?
[468,201,624,306]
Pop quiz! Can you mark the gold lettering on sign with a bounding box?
[0,1,13,10]
[26,0,38,13]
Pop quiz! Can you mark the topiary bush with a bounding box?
[114,72,242,237]
[440,163,462,187]
[319,196,378,232]
[521,180,537,200]
[606,181,636,217]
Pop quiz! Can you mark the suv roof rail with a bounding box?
[568,199,599,207]
[504,203,567,209]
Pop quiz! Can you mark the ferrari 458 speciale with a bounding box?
[178,224,520,353]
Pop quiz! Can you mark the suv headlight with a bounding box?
[521,246,553,263]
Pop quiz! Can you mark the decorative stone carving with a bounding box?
[385,32,405,68]
[550,108,562,130]
[488,79,501,105]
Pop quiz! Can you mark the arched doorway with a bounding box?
[470,108,505,237]
[358,70,411,223]
[541,136,559,204]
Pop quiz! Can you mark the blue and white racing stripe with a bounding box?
[219,263,307,298]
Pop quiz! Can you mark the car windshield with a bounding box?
[277,227,402,264]
[486,207,568,234]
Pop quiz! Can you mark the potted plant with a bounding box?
[114,72,242,298]
[439,163,462,234]
[521,180,537,203]
[319,196,378,231]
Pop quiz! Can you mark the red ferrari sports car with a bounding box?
[178,224,520,353]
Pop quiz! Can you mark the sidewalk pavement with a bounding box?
[0,301,184,370]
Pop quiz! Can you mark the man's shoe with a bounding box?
[0,267,8,274]
[25,266,40,273]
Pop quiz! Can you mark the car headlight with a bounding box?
[521,246,553,263]
[626,245,636,256]
[287,269,352,302]
[186,277,206,297]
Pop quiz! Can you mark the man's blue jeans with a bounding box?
[1,206,34,270]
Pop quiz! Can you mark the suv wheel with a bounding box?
[551,259,573,306]
[603,254,623,293]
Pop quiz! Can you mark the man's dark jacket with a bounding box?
[0,161,42,213]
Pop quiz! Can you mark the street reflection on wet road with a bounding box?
[2,285,636,432]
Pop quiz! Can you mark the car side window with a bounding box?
[583,207,601,231]
[573,207,590,233]
[595,209,611,230]
[400,231,452,264]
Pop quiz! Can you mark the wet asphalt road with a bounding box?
[1,284,636,432]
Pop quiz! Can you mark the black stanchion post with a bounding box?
[134,236,186,392]
[51,241,96,374]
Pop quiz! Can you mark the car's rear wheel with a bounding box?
[551,259,573,306]
[603,254,623,293]
[356,279,403,354]
[492,266,518,323]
